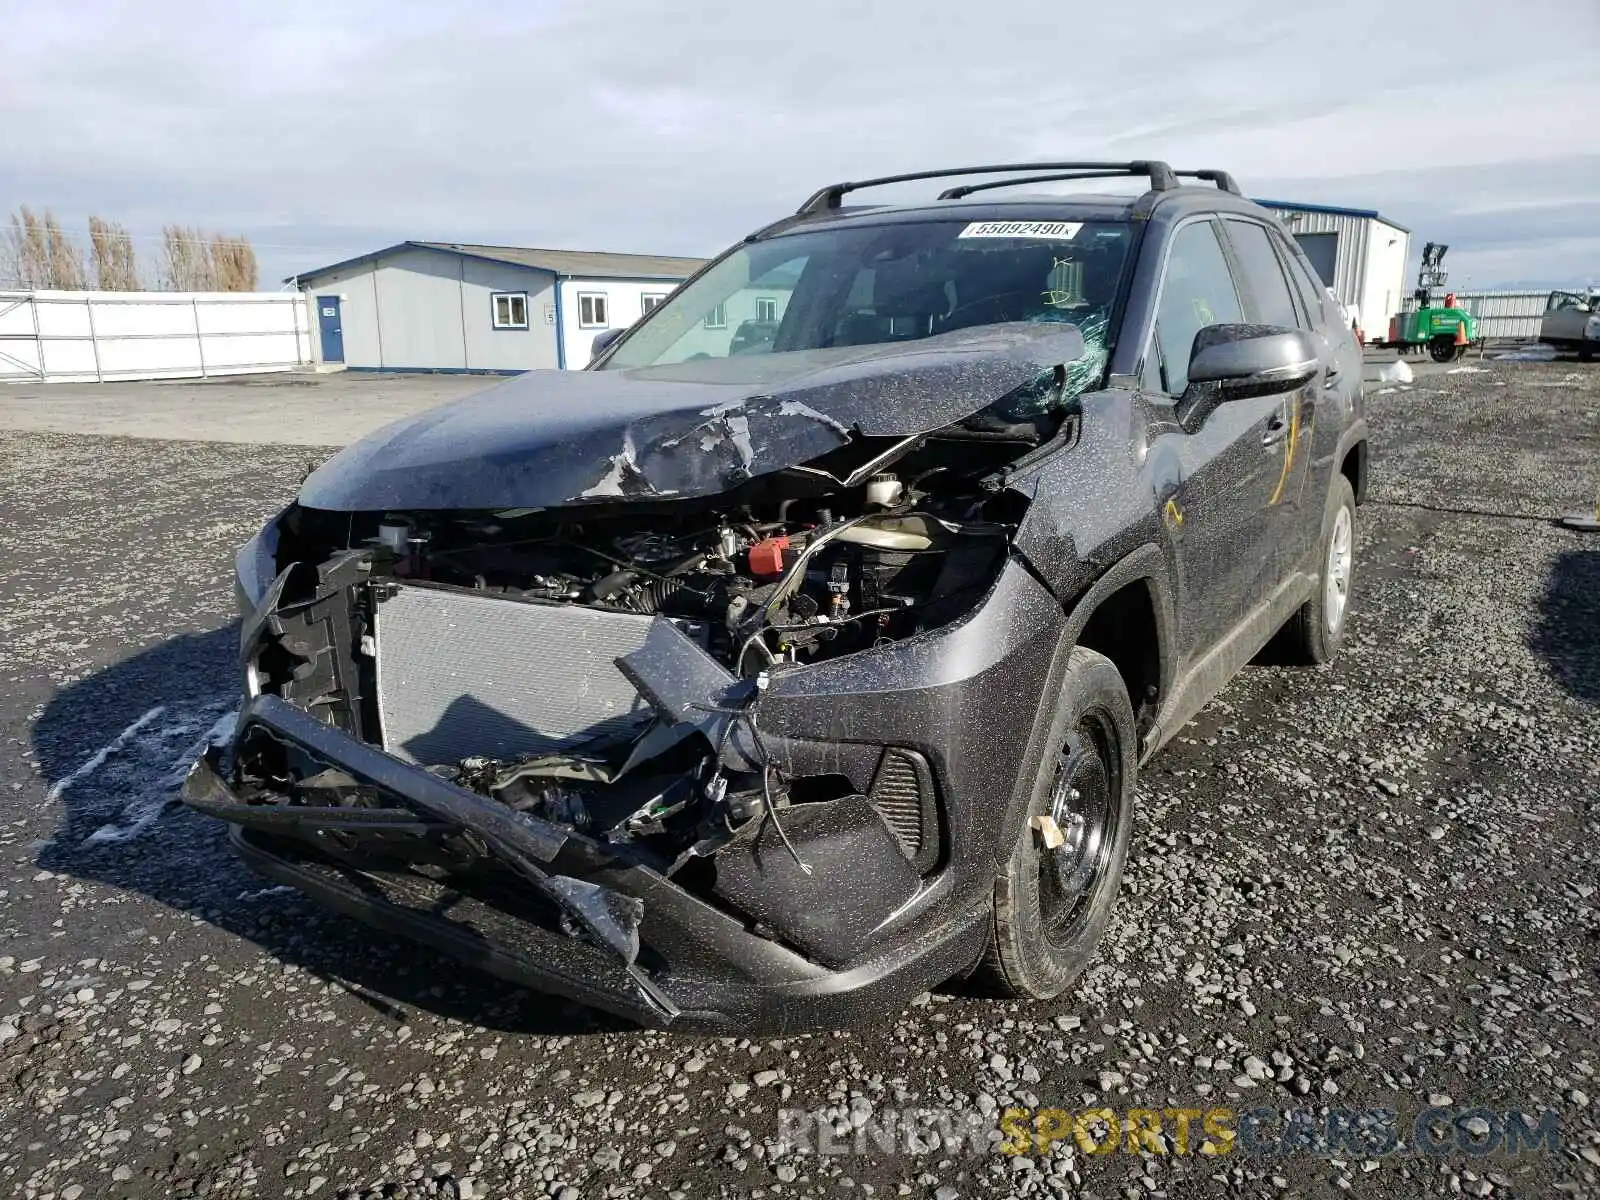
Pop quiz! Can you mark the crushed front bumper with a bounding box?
[184,694,990,1033]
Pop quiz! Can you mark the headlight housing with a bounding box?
[234,510,286,617]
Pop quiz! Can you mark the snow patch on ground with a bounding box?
[46,706,167,803]
[51,699,240,844]
[237,884,299,902]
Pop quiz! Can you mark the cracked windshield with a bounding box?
[601,219,1131,399]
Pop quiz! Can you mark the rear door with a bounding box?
[1275,228,1363,560]
[1140,218,1287,660]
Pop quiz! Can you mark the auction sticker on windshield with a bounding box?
[959,221,1083,240]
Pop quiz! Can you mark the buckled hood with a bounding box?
[298,323,1084,512]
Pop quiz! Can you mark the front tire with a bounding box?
[978,647,1136,1000]
[1278,474,1357,664]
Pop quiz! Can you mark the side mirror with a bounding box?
[1187,324,1319,401]
[590,327,627,361]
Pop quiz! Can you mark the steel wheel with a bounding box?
[979,646,1136,1000]
[1325,503,1353,635]
[1038,720,1121,947]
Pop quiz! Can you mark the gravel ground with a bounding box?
[2,359,1597,1199]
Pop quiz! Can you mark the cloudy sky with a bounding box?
[4,0,1597,290]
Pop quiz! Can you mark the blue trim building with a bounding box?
[289,242,704,373]
[1250,201,1412,337]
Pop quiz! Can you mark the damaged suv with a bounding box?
[185,161,1368,1031]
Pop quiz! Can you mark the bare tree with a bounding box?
[47,216,86,289]
[88,216,140,290]
[4,214,259,292]
[2,208,47,286]
[210,233,258,291]
[160,224,216,290]
[3,207,86,289]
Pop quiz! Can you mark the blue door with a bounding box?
[316,295,344,363]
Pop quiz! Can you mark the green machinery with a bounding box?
[1381,241,1478,362]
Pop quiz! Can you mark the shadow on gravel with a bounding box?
[1530,548,1600,705]
[31,625,616,1036]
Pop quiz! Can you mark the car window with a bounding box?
[1151,220,1244,395]
[601,220,1136,376]
[624,254,809,363]
[1273,232,1332,330]
[1225,221,1302,330]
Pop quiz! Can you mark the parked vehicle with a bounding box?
[185,160,1368,1032]
[1539,290,1600,361]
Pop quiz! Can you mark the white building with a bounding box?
[1253,200,1410,339]
[290,242,705,373]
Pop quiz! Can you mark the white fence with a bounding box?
[1448,290,1551,341]
[0,290,311,383]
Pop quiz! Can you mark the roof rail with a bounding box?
[1174,169,1241,195]
[796,161,1180,215]
[938,170,1155,200]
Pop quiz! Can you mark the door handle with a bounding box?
[1262,414,1289,447]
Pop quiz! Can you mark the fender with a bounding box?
[1334,418,1371,504]
[996,543,1175,866]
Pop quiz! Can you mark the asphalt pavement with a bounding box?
[1,357,1597,1199]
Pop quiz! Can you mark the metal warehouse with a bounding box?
[1254,200,1411,337]
[290,242,705,373]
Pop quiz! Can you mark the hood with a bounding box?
[298,322,1085,512]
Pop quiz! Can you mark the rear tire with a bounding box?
[978,647,1136,1000]
[1278,475,1357,665]
[1581,344,1596,363]
[1428,335,1457,363]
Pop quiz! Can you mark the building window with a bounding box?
[704,302,727,329]
[753,296,778,323]
[641,293,669,314]
[578,292,609,328]
[491,292,528,330]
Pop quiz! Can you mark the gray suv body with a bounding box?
[185,162,1368,1031]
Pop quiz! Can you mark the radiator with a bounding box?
[373,583,657,766]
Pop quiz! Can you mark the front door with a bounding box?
[1219,218,1326,579]
[316,296,344,363]
[1143,219,1286,661]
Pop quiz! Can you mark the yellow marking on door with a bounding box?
[1267,402,1301,506]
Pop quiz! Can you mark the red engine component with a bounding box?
[748,535,791,577]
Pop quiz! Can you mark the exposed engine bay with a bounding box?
[359,481,1007,672]
[226,424,1048,975]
